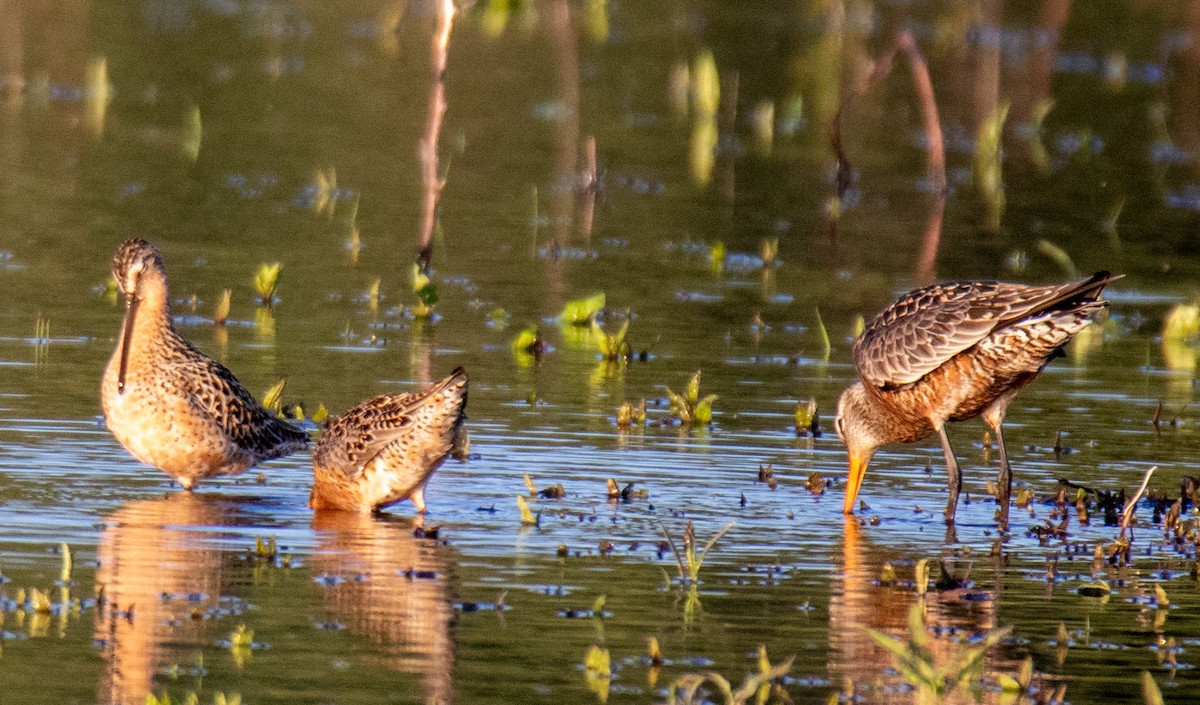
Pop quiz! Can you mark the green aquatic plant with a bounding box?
[584,644,612,703]
[1142,671,1164,705]
[412,263,439,319]
[814,308,831,361]
[666,370,717,425]
[229,624,253,668]
[666,645,794,705]
[261,379,286,416]
[253,262,281,305]
[794,398,818,436]
[709,241,726,273]
[591,318,630,361]
[561,293,605,326]
[213,289,231,327]
[1163,302,1200,343]
[658,519,735,584]
[759,238,779,268]
[866,603,1011,705]
[616,399,646,428]
[182,105,202,162]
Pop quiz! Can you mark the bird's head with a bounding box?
[834,383,885,515]
[112,238,165,299]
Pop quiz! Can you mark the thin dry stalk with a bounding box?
[416,0,457,275]
[1119,466,1157,540]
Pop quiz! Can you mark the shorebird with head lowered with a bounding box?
[101,238,309,489]
[834,271,1120,525]
[310,367,468,514]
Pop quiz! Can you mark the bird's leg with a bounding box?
[936,424,962,524]
[411,484,427,514]
[983,401,1012,530]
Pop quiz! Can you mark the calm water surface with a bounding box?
[2,1,1200,703]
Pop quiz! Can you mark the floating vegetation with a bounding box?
[658,519,735,584]
[261,379,286,416]
[524,472,564,499]
[795,398,819,437]
[606,478,645,502]
[867,603,1011,705]
[561,293,605,326]
[212,289,231,327]
[974,101,1009,231]
[228,624,254,668]
[591,318,630,361]
[1162,302,1200,343]
[253,262,281,306]
[616,399,646,428]
[759,238,779,268]
[666,370,717,425]
[667,645,793,705]
[805,472,827,495]
[411,262,439,319]
[511,325,546,361]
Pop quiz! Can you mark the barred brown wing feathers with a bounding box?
[315,402,417,478]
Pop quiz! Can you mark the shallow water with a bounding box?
[3,1,1200,703]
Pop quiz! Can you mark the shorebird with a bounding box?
[310,368,468,513]
[101,238,308,489]
[834,271,1119,525]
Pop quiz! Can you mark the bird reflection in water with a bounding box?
[94,494,239,705]
[310,511,456,705]
[828,518,1021,704]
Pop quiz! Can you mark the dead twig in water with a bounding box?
[1119,466,1157,540]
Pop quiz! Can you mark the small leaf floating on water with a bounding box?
[523,472,537,496]
[914,558,930,598]
[260,379,286,416]
[1077,579,1111,598]
[1141,670,1164,705]
[647,636,664,666]
[878,562,896,586]
[805,472,826,495]
[560,292,605,326]
[1154,583,1170,609]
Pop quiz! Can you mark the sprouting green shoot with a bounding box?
[60,543,72,583]
[794,398,818,436]
[814,308,831,361]
[658,519,735,584]
[261,379,286,415]
[511,326,544,359]
[213,289,231,326]
[666,646,793,705]
[616,399,647,428]
[866,603,1011,703]
[591,594,607,615]
[517,495,538,526]
[411,263,439,318]
[182,105,202,162]
[665,370,717,425]
[709,241,726,273]
[253,263,281,304]
[914,558,930,598]
[585,644,611,676]
[254,536,278,560]
[851,314,865,340]
[561,293,606,326]
[591,317,630,361]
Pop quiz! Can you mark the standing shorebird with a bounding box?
[101,239,309,489]
[834,271,1119,525]
[310,368,468,514]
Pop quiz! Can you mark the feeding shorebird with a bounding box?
[101,238,308,489]
[310,368,468,514]
[834,271,1119,524]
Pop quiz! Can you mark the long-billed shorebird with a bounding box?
[101,238,309,489]
[834,271,1119,525]
[310,368,468,514]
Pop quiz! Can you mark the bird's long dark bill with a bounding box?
[842,452,869,514]
[117,295,138,394]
